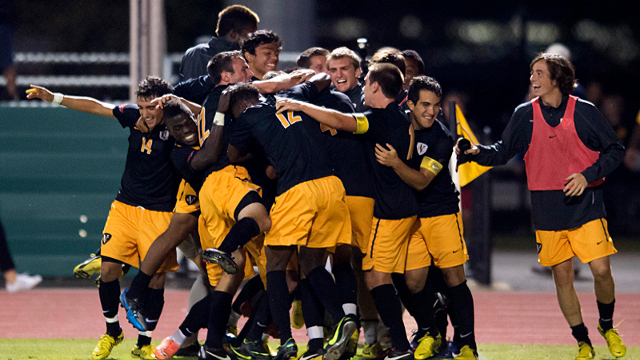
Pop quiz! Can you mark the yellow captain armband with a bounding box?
[421,156,443,175]
[353,113,369,134]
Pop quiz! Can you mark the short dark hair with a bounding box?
[228,83,261,116]
[241,30,282,57]
[296,47,329,68]
[370,48,406,77]
[530,53,576,96]
[216,5,259,37]
[207,51,243,85]
[402,49,425,75]
[408,76,442,104]
[328,47,360,70]
[136,76,173,99]
[367,63,403,99]
[163,98,194,126]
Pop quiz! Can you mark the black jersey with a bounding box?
[170,144,204,193]
[358,103,419,219]
[314,88,375,198]
[408,120,460,218]
[112,104,181,212]
[196,85,231,177]
[229,82,334,195]
[344,84,369,112]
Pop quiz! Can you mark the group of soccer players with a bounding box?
[25,4,627,360]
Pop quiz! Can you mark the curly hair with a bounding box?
[241,30,282,56]
[135,76,173,99]
[408,76,442,104]
[530,53,576,96]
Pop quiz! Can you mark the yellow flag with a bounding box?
[456,105,491,187]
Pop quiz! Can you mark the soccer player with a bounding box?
[375,76,477,360]
[327,47,368,112]
[179,4,259,81]
[27,77,180,360]
[227,75,357,360]
[369,48,409,111]
[1,218,42,292]
[457,53,626,360]
[401,50,424,90]
[275,63,418,360]
[296,47,330,74]
[241,30,281,80]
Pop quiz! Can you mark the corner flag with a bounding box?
[455,105,491,187]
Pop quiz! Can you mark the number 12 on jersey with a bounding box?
[276,111,302,129]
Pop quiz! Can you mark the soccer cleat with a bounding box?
[414,333,442,360]
[74,253,102,279]
[132,344,157,359]
[455,345,478,360]
[120,288,147,331]
[360,342,383,360]
[199,345,233,360]
[383,348,413,360]
[5,273,42,293]
[324,315,357,360]
[155,337,181,359]
[175,343,202,357]
[575,342,595,360]
[435,341,458,359]
[91,331,124,359]
[273,338,298,360]
[341,328,359,360]
[202,248,238,274]
[301,347,326,360]
[236,339,272,360]
[409,328,427,350]
[291,300,304,329]
[598,324,626,358]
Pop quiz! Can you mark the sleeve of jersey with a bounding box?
[112,104,139,128]
[285,82,319,102]
[174,75,214,104]
[420,156,443,175]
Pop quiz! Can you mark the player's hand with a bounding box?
[150,94,179,109]
[454,137,479,170]
[265,165,278,180]
[275,97,305,114]
[135,116,150,133]
[564,173,588,197]
[25,85,54,102]
[289,69,316,83]
[218,87,232,113]
[375,143,400,168]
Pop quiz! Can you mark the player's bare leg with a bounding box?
[588,256,625,358]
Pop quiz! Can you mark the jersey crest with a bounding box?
[159,130,170,141]
[417,142,428,155]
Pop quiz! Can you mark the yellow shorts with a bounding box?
[362,216,418,273]
[246,233,268,287]
[405,213,468,271]
[346,196,375,253]
[266,176,351,249]
[101,200,178,272]
[199,165,261,249]
[536,218,617,266]
[174,180,200,215]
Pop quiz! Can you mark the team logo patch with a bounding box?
[160,130,170,141]
[102,233,112,245]
[186,195,198,205]
[536,243,542,254]
[417,142,428,155]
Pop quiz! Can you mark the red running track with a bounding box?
[0,289,637,346]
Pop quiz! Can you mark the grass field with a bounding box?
[0,339,637,360]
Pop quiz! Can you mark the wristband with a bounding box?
[214,112,225,126]
[52,93,64,105]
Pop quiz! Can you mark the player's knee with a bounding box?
[100,260,124,282]
[405,275,425,293]
[256,215,271,233]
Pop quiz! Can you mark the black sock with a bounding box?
[448,281,476,350]
[306,266,345,324]
[267,270,293,345]
[307,338,324,353]
[143,288,165,331]
[370,284,410,352]
[99,279,121,336]
[300,278,324,327]
[597,299,615,331]
[179,293,212,336]
[127,271,152,302]
[236,295,260,344]
[571,323,592,346]
[391,273,436,334]
[218,218,260,254]
[205,291,233,349]
[137,333,152,347]
[233,275,264,314]
[246,295,271,342]
[332,262,358,307]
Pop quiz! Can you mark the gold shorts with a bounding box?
[536,218,617,266]
[174,179,200,215]
[405,213,468,271]
[266,176,351,249]
[346,196,375,253]
[101,200,178,272]
[362,216,418,273]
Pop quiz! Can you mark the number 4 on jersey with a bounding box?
[276,111,302,128]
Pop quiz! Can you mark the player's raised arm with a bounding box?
[26,85,116,119]
[275,97,358,132]
[253,69,316,94]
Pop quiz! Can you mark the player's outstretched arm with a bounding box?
[254,69,315,94]
[375,143,435,191]
[275,97,357,132]
[26,85,116,119]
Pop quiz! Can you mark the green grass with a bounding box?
[0,339,637,360]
